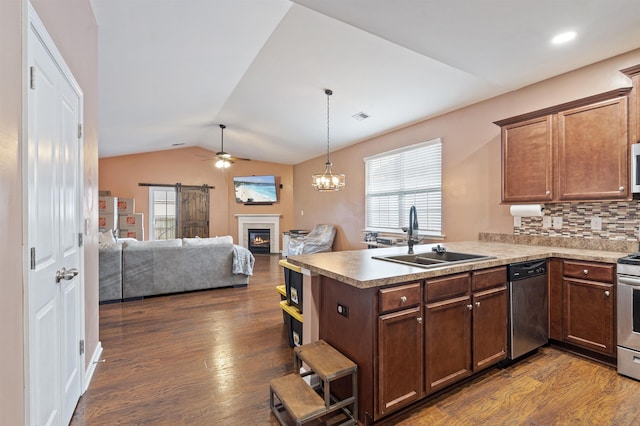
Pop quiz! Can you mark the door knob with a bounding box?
[583,269,589,275]
[475,301,481,308]
[467,304,473,310]
[604,291,611,297]
[417,317,423,324]
[56,267,78,283]
[400,296,407,303]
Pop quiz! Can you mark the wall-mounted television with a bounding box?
[233,175,278,204]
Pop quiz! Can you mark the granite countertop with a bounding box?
[286,239,632,289]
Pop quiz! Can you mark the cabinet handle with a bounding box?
[400,296,407,303]
[467,304,473,311]
[475,301,481,308]
[605,291,611,297]
[546,190,551,195]
[620,186,625,192]
[417,317,423,324]
[583,269,589,275]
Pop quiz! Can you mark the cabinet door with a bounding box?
[377,306,423,417]
[472,286,507,371]
[563,278,615,355]
[557,97,629,200]
[501,115,554,202]
[425,296,471,394]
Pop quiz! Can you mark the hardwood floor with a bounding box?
[72,254,640,425]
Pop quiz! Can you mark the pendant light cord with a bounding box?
[325,89,332,164]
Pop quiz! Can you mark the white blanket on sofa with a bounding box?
[232,245,255,276]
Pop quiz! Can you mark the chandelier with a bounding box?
[312,89,345,191]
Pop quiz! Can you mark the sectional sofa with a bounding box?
[98,236,255,302]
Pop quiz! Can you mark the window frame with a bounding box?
[148,186,177,240]
[364,138,443,238]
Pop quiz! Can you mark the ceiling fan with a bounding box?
[200,124,251,168]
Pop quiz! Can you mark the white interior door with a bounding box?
[27,6,84,425]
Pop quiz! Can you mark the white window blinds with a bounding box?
[364,138,442,236]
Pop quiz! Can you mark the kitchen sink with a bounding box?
[372,251,495,269]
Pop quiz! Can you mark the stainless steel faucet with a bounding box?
[407,205,419,254]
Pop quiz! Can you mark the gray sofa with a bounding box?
[99,237,254,302]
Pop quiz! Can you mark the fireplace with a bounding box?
[235,214,280,254]
[248,228,271,254]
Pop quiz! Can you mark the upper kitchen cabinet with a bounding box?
[500,116,554,202]
[495,87,632,203]
[557,97,628,200]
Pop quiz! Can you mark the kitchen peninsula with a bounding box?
[286,235,632,424]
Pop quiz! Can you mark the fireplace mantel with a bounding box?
[235,214,281,254]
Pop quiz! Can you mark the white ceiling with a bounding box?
[90,0,640,164]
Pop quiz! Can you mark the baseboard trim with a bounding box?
[83,340,103,393]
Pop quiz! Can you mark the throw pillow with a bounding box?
[98,229,116,248]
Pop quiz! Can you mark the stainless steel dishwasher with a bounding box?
[507,259,548,359]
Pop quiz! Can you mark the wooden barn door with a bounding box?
[177,184,210,238]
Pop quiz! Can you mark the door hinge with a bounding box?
[30,66,36,90]
[78,123,83,139]
[78,232,83,247]
[79,339,85,356]
[30,247,36,270]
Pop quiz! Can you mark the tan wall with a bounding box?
[98,146,295,246]
[0,0,98,423]
[0,0,26,423]
[294,49,640,251]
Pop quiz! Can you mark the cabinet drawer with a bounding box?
[425,273,470,303]
[379,283,421,313]
[563,261,614,283]
[472,267,507,291]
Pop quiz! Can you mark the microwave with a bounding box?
[633,143,640,194]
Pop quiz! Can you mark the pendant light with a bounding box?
[312,89,345,191]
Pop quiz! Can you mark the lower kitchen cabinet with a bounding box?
[425,274,472,393]
[472,285,508,370]
[319,268,507,424]
[377,305,423,416]
[424,268,507,394]
[550,259,616,358]
[562,260,615,355]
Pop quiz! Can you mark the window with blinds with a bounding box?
[364,138,442,236]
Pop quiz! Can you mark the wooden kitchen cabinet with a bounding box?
[424,268,506,394]
[501,115,554,202]
[424,272,471,393]
[320,267,508,423]
[557,97,629,200]
[472,286,507,370]
[495,88,632,203]
[471,267,508,370]
[377,305,423,416]
[562,260,615,356]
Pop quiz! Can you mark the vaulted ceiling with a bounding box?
[90,0,640,164]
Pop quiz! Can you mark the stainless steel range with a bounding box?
[617,253,640,380]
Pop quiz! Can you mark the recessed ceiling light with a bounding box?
[551,31,576,45]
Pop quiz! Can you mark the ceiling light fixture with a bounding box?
[551,31,576,45]
[312,89,345,192]
[215,124,231,169]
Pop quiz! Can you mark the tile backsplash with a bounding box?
[514,201,640,241]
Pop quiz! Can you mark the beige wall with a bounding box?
[0,0,26,423]
[0,0,98,423]
[294,49,640,251]
[99,146,295,246]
